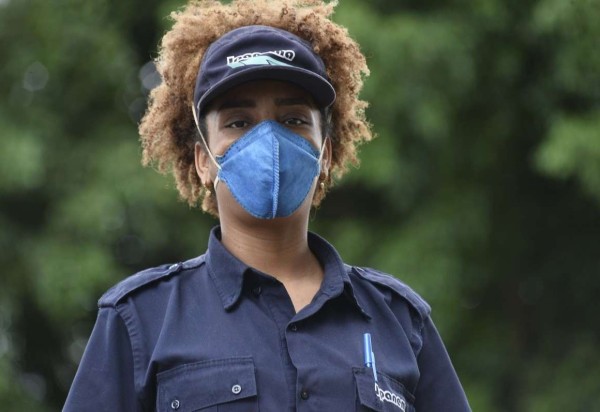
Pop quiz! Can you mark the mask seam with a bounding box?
[272,136,279,218]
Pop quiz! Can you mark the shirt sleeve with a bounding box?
[413,316,471,411]
[63,307,140,412]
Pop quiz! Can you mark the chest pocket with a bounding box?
[354,368,415,412]
[156,357,258,412]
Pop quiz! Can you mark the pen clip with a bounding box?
[371,352,378,382]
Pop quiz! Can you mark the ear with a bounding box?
[194,142,212,186]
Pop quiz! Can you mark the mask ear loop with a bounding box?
[318,109,332,173]
[316,136,329,176]
[191,102,221,190]
[315,136,330,195]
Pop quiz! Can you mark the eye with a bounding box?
[283,117,307,127]
[226,120,250,129]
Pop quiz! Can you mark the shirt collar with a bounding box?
[206,227,249,310]
[205,226,370,319]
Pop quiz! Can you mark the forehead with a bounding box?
[206,80,318,112]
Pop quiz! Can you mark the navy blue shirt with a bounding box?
[64,227,470,411]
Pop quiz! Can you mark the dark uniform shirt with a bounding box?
[64,227,470,411]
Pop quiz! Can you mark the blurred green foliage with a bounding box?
[1,0,598,410]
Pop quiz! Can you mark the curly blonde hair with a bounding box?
[139,0,372,217]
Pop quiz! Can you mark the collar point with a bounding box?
[222,294,239,311]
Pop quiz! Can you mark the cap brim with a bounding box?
[197,66,336,113]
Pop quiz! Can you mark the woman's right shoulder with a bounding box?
[97,254,207,308]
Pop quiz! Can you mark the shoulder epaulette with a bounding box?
[352,266,431,320]
[98,255,206,308]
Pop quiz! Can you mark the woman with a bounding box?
[64,1,470,410]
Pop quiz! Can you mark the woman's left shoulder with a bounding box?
[345,265,431,320]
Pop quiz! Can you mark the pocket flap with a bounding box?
[354,368,382,411]
[157,357,257,411]
[354,368,414,412]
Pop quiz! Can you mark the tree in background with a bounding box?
[0,0,598,410]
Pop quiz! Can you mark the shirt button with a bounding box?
[289,323,298,331]
[252,286,262,296]
[231,384,242,395]
[170,399,180,410]
[300,390,310,400]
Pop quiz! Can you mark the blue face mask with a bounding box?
[193,114,324,219]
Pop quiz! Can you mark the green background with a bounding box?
[1,0,599,410]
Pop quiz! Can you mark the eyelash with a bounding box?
[226,120,250,129]
[283,117,308,126]
[225,117,308,129]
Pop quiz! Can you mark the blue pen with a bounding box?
[363,333,378,382]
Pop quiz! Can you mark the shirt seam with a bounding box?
[113,303,145,410]
[411,313,427,357]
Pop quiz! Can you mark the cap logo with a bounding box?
[227,50,295,68]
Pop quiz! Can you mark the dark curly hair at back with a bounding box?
[139,0,373,217]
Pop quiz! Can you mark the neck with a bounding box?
[219,217,318,283]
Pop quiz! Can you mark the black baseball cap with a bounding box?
[193,25,336,113]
